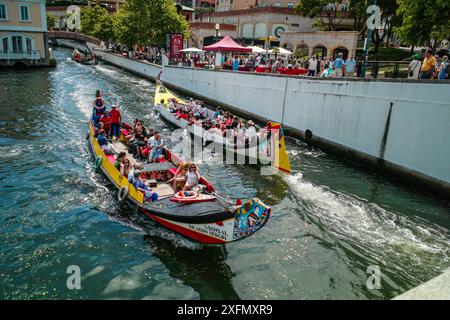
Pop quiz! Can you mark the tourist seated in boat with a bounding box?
[126,163,142,183]
[194,102,207,119]
[99,111,111,138]
[167,162,190,191]
[168,98,175,112]
[119,157,131,178]
[93,90,107,115]
[97,129,114,154]
[175,108,189,120]
[132,171,158,203]
[212,108,222,119]
[188,98,198,114]
[183,164,201,191]
[148,133,164,163]
[114,152,127,170]
[208,123,222,137]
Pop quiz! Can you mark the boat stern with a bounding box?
[232,198,271,241]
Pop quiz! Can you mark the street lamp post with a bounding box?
[215,23,220,42]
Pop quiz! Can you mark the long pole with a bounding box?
[361,0,377,78]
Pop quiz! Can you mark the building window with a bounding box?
[12,36,23,53]
[2,37,8,53]
[0,3,7,20]
[287,3,294,8]
[19,5,30,21]
[274,2,281,6]
[26,37,32,53]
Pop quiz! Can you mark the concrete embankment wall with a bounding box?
[95,51,450,194]
[162,67,450,193]
[93,50,162,80]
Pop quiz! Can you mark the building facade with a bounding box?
[0,0,50,66]
[216,0,350,12]
[197,7,317,46]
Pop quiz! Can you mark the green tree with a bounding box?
[113,0,189,49]
[348,0,368,33]
[370,0,400,56]
[296,0,345,31]
[80,5,115,42]
[396,0,450,49]
[46,13,57,30]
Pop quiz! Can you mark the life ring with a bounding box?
[175,191,198,199]
[93,156,102,172]
[117,186,128,202]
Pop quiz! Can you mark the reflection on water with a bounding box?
[0,47,449,300]
[144,235,240,300]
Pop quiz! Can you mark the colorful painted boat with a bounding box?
[154,83,291,174]
[72,48,97,65]
[87,121,271,244]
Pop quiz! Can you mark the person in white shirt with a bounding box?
[308,56,318,76]
[408,54,422,80]
[244,120,257,145]
[255,55,262,67]
[168,98,176,113]
[183,164,201,191]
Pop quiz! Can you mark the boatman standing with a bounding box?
[110,105,121,141]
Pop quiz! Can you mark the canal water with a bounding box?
[1,48,449,299]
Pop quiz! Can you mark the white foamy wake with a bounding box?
[284,173,450,269]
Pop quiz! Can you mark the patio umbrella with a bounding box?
[180,47,204,53]
[268,47,293,56]
[246,46,267,54]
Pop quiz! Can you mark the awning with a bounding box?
[268,47,293,55]
[180,47,204,53]
[246,46,267,54]
[203,35,252,53]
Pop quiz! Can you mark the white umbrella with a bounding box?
[246,46,267,54]
[268,47,292,56]
[180,47,204,53]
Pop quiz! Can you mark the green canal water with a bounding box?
[1,48,449,299]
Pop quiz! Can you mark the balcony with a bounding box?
[0,49,41,60]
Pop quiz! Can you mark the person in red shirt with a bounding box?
[109,105,121,141]
[99,111,111,138]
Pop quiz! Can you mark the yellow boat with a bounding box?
[154,83,291,175]
[87,118,272,244]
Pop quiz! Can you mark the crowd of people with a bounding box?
[407,49,449,80]
[91,90,211,203]
[164,97,260,145]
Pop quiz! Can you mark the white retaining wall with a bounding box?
[163,67,450,188]
[93,49,162,80]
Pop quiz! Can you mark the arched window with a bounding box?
[0,34,36,57]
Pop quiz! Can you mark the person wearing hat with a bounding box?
[110,105,121,141]
[420,49,436,79]
[408,53,422,80]
[244,120,257,146]
[92,89,107,115]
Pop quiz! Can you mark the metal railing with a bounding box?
[0,49,41,60]
[360,61,411,79]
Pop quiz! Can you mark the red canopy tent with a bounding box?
[203,35,252,53]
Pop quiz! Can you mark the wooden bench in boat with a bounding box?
[138,161,176,173]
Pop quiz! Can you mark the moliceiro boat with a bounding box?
[154,83,291,175]
[87,121,271,244]
[72,48,97,65]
